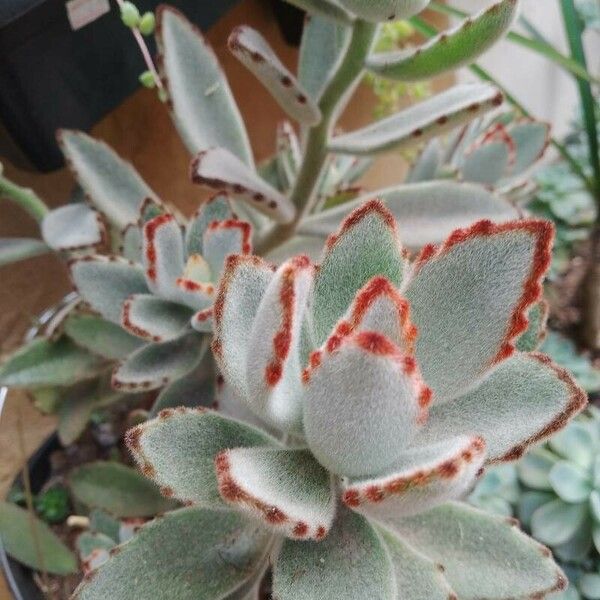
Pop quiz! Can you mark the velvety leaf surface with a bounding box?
[367,0,518,80]
[337,0,427,22]
[70,462,178,517]
[273,507,395,600]
[64,314,144,360]
[127,409,278,507]
[42,203,106,251]
[73,507,271,600]
[0,337,105,388]
[504,120,551,180]
[516,301,548,352]
[0,237,48,266]
[156,7,253,165]
[379,528,456,599]
[304,331,428,477]
[311,200,408,346]
[461,141,511,185]
[297,182,519,251]
[202,219,252,279]
[404,219,554,402]
[229,26,321,125]
[185,194,233,256]
[216,447,334,539]
[70,256,149,324]
[342,435,486,518]
[328,83,502,155]
[58,130,157,229]
[405,138,442,183]
[112,331,206,391]
[245,256,313,432]
[418,352,586,461]
[191,147,295,224]
[0,501,77,575]
[391,502,565,598]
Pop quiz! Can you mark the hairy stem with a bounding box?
[0,174,49,222]
[257,19,377,254]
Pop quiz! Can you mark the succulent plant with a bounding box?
[70,197,587,599]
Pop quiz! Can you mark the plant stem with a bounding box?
[0,174,49,222]
[257,19,377,254]
[560,0,600,206]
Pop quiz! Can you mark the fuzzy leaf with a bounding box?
[72,507,271,600]
[392,502,565,598]
[461,141,511,185]
[273,507,395,600]
[337,0,427,22]
[342,435,485,518]
[298,15,350,102]
[405,219,553,403]
[70,256,149,324]
[42,203,106,251]
[156,7,253,165]
[203,219,252,279]
[64,314,144,360]
[367,0,518,80]
[245,257,313,432]
[379,528,456,599]
[185,194,233,256]
[216,447,334,539]
[191,147,295,224]
[505,120,551,180]
[406,139,443,183]
[127,409,278,507]
[58,130,157,229]
[311,200,408,346]
[216,380,274,433]
[0,237,49,266]
[518,448,558,490]
[531,499,587,546]
[549,422,595,469]
[0,501,77,575]
[516,301,548,352]
[304,331,428,477]
[229,26,321,126]
[281,0,353,24]
[297,182,519,250]
[70,462,177,517]
[213,255,275,399]
[0,337,105,388]
[121,294,193,343]
[149,351,215,417]
[328,83,502,155]
[121,224,142,263]
[112,331,206,392]
[418,353,586,462]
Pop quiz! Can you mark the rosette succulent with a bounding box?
[73,200,587,599]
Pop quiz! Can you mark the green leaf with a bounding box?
[58,130,158,229]
[273,507,395,600]
[549,461,592,503]
[298,181,519,251]
[156,6,253,166]
[518,448,558,490]
[185,193,233,256]
[461,141,511,185]
[337,0,427,22]
[70,256,149,324]
[580,574,600,600]
[328,83,502,155]
[0,237,49,267]
[516,301,548,352]
[504,120,551,180]
[69,462,178,517]
[73,507,271,600]
[229,26,321,125]
[311,200,407,346]
[549,422,595,469]
[298,15,350,102]
[392,502,565,598]
[112,331,206,392]
[0,501,77,575]
[191,147,295,224]
[367,0,518,81]
[405,138,443,183]
[531,499,588,545]
[127,409,278,507]
[517,491,555,528]
[41,203,106,251]
[0,336,105,388]
[216,447,334,539]
[64,314,144,360]
[553,514,593,562]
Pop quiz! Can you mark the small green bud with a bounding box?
[139,70,156,89]
[138,12,156,35]
[35,488,70,524]
[120,1,140,28]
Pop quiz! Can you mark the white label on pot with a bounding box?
[65,0,110,31]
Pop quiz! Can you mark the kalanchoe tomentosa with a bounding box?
[74,200,586,599]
